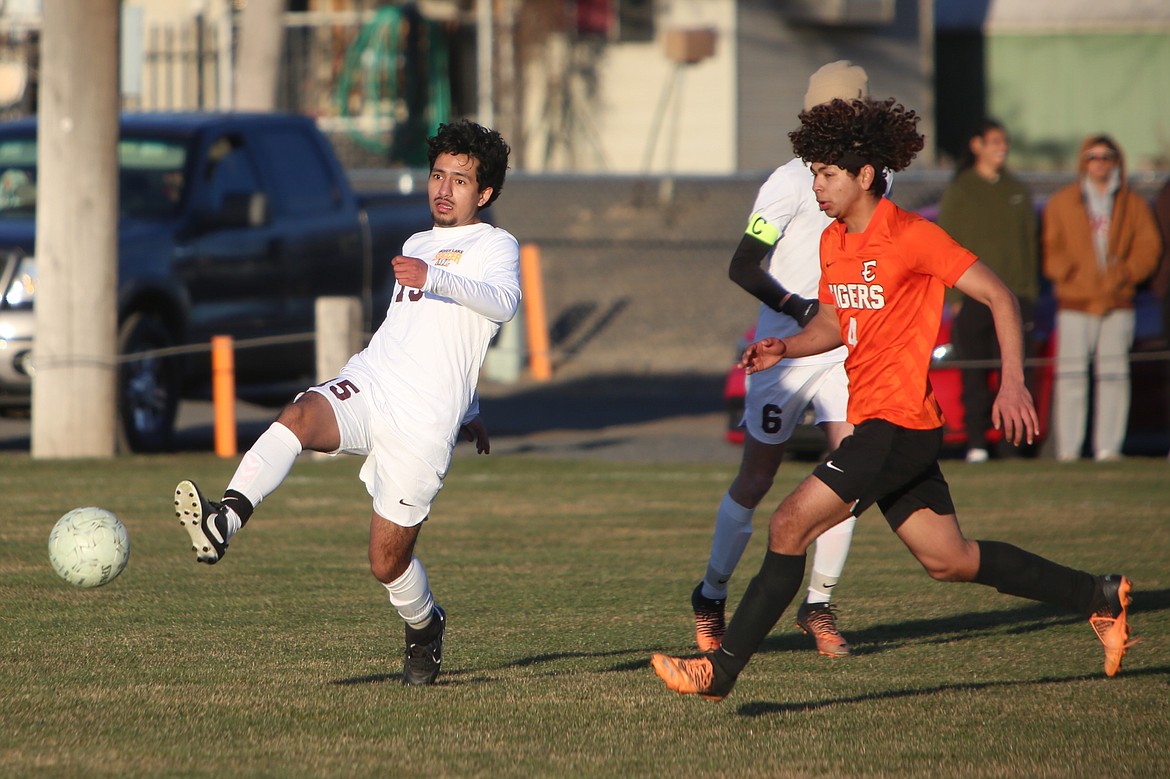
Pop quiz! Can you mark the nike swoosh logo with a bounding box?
[399,499,416,507]
[826,460,844,473]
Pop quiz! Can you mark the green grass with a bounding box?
[2,452,1168,778]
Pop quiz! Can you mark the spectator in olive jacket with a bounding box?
[939,119,1039,463]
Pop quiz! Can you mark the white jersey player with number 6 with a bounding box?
[172,119,520,687]
[690,61,867,659]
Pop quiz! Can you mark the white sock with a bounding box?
[226,422,303,511]
[701,493,755,600]
[222,506,243,538]
[806,517,857,604]
[384,556,435,627]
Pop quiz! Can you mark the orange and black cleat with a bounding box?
[651,653,734,702]
[1089,574,1137,677]
[795,601,851,657]
[691,583,726,653]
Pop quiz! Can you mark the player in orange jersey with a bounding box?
[651,97,1135,701]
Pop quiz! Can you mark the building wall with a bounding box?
[520,0,737,174]
[936,0,1170,173]
[122,0,234,111]
[518,0,932,175]
[987,32,1170,171]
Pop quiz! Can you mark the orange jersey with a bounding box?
[818,198,977,429]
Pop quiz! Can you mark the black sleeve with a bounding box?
[728,233,791,311]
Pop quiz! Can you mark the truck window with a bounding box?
[0,138,37,216]
[118,139,187,218]
[201,133,262,212]
[0,136,189,220]
[252,126,341,217]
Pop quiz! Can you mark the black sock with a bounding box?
[974,540,1100,616]
[710,551,805,681]
[406,612,442,644]
[222,490,255,526]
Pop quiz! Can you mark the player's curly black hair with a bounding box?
[427,119,511,206]
[789,97,924,196]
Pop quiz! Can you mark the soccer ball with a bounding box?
[47,507,131,588]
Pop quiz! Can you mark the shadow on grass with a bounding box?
[329,668,495,687]
[327,588,1167,686]
[329,648,663,686]
[504,436,640,456]
[758,587,1170,657]
[735,664,1170,718]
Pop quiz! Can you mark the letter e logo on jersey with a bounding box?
[828,258,885,311]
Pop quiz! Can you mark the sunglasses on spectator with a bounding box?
[1084,152,1118,162]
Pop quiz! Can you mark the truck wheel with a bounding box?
[117,313,180,452]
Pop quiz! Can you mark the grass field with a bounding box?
[2,451,1168,778]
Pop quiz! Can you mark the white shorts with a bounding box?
[742,360,849,445]
[307,371,450,528]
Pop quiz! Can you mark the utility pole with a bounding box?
[234,0,285,111]
[31,0,120,459]
[918,0,936,163]
[477,0,494,128]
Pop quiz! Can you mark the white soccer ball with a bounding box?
[48,507,131,589]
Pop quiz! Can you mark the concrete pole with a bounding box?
[312,296,361,461]
[31,0,120,459]
[495,0,516,140]
[477,0,494,128]
[315,297,362,383]
[917,0,937,164]
[214,1,235,110]
[234,0,285,111]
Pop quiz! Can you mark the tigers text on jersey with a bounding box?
[744,157,847,366]
[818,198,976,429]
[351,222,521,458]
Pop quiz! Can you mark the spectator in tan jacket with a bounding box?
[1043,134,1161,462]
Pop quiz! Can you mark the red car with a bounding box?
[917,303,1054,449]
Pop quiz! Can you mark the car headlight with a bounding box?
[931,343,954,366]
[4,253,36,307]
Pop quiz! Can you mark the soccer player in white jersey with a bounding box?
[173,120,520,686]
[691,61,869,658]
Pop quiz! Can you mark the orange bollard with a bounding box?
[211,335,237,458]
[520,243,553,381]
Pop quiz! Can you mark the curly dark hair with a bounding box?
[789,98,924,194]
[427,119,511,206]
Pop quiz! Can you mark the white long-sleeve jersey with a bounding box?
[347,221,521,460]
[748,157,847,366]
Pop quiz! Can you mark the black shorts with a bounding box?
[812,418,956,530]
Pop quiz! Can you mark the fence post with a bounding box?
[316,297,363,382]
[211,335,237,458]
[313,297,362,460]
[521,243,552,381]
[483,305,526,383]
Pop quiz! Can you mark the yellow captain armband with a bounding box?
[745,213,780,246]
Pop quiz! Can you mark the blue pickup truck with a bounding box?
[0,112,432,451]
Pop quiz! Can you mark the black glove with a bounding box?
[780,294,819,328]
